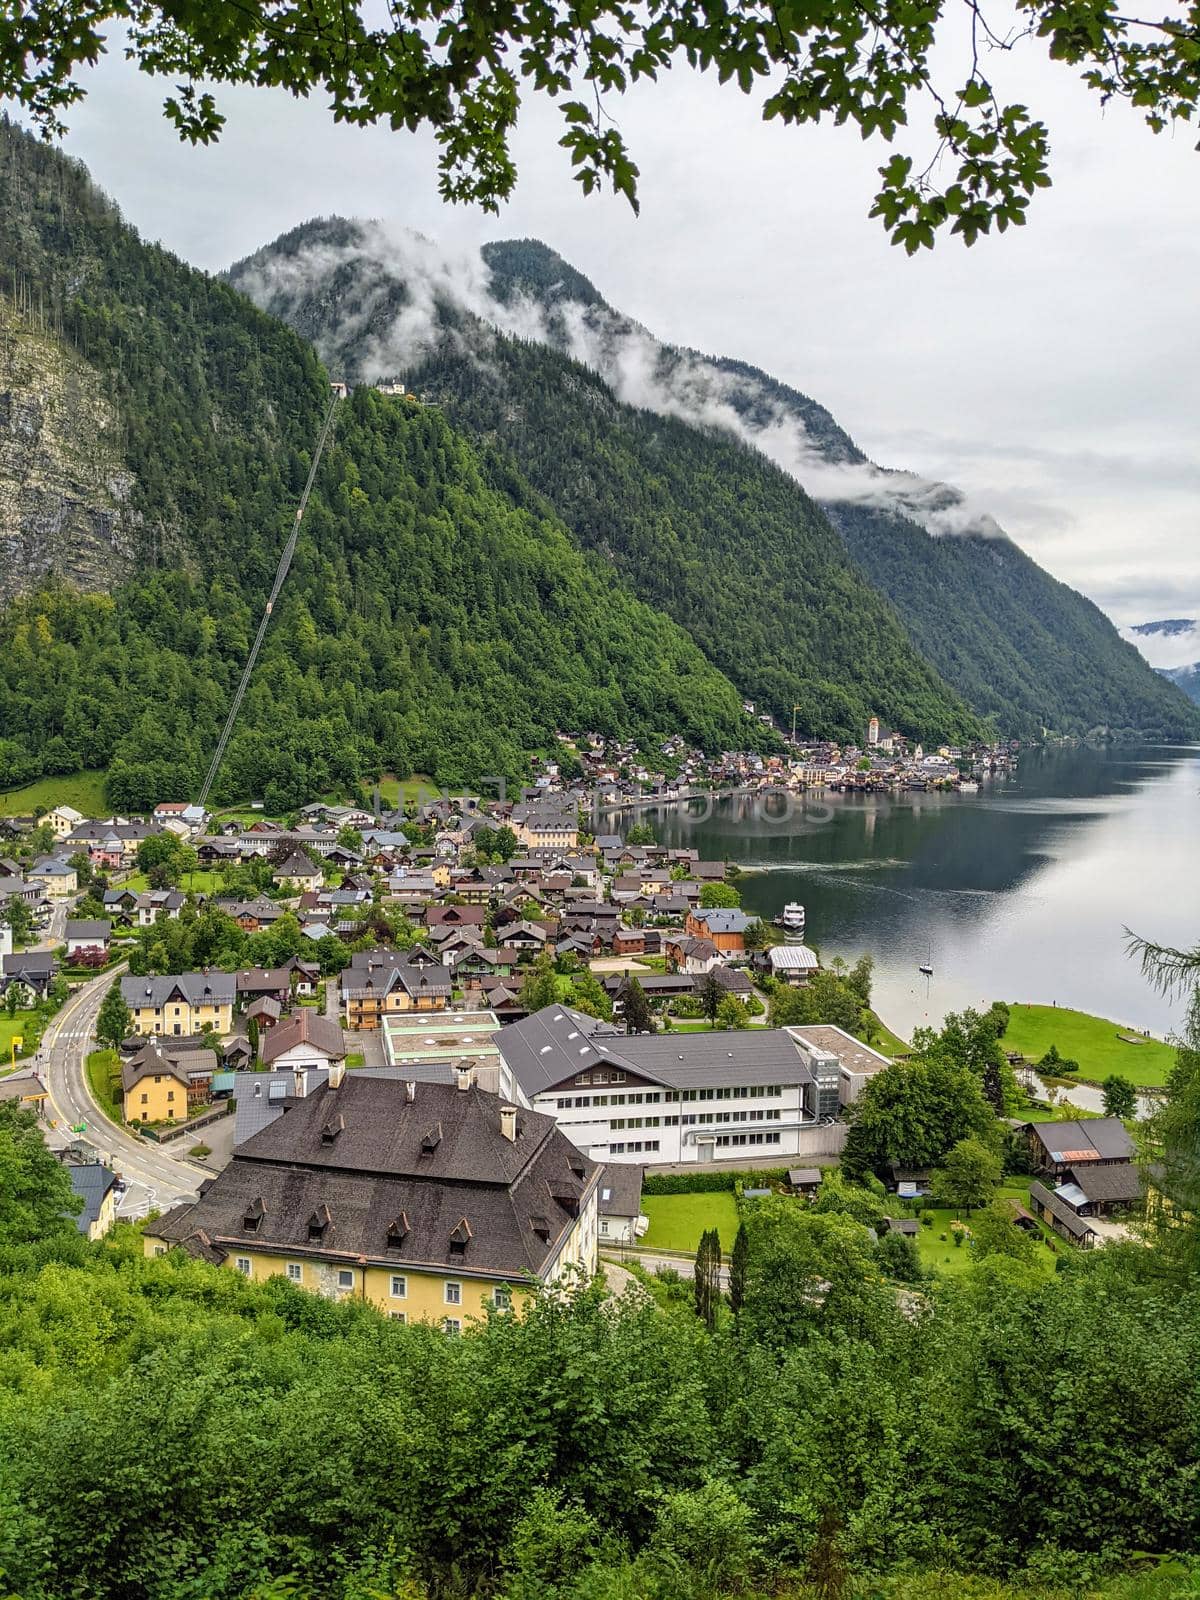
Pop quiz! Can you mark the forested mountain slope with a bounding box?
[230,223,984,745]
[232,220,1197,743]
[0,119,766,804]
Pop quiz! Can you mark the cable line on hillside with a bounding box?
[196,390,341,808]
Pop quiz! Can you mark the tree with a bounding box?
[693,1228,722,1332]
[247,1014,261,1061]
[1102,1075,1137,1120]
[696,974,723,1026]
[715,995,749,1030]
[336,825,363,852]
[519,952,560,1016]
[742,918,767,954]
[7,0,1196,249]
[967,1201,1038,1265]
[874,1230,925,1284]
[95,979,130,1051]
[913,1007,1021,1116]
[1137,990,1200,1279]
[729,1222,749,1319]
[737,1198,891,1351]
[493,825,519,862]
[569,972,613,1023]
[626,822,656,847]
[0,1101,80,1244]
[810,1170,888,1230]
[699,882,741,910]
[622,978,653,1036]
[931,1137,1002,1215]
[842,1056,998,1179]
[2,898,34,947]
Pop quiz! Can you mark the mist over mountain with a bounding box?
[228,221,1199,743]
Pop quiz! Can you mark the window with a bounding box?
[443,1317,461,1335]
[610,1070,626,1083]
[166,1090,175,1102]
[140,1093,148,1104]
[235,1257,252,1276]
[445,1281,462,1305]
[493,1286,513,1310]
[337,1269,355,1290]
[286,1263,303,1282]
[153,1245,167,1257]
[390,1275,407,1299]
[389,1311,407,1323]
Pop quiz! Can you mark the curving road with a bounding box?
[38,965,206,1213]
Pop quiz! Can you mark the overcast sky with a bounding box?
[42,20,1200,651]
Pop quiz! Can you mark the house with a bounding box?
[494,1004,883,1163]
[65,1161,119,1240]
[221,895,286,932]
[235,967,293,1008]
[145,1072,601,1327]
[28,857,77,899]
[40,804,85,839]
[1029,1181,1099,1248]
[0,1065,50,1112]
[340,957,453,1029]
[664,934,722,975]
[153,802,207,831]
[120,972,236,1036]
[1059,1161,1143,1214]
[425,904,487,930]
[1,951,57,1001]
[684,908,755,955]
[273,851,323,892]
[260,1011,347,1074]
[611,926,646,957]
[1020,1118,1135,1179]
[65,919,112,959]
[134,889,186,927]
[597,1163,646,1245]
[121,1038,219,1122]
[245,996,282,1032]
[768,945,820,985]
[103,887,140,920]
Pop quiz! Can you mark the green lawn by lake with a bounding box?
[640,1192,740,1254]
[0,770,108,819]
[912,1180,1060,1278]
[1005,1003,1175,1087]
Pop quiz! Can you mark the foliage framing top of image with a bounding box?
[3,0,1199,250]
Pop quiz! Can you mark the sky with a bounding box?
[38,16,1200,653]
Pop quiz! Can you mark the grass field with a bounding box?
[374,774,437,809]
[857,1011,911,1057]
[85,1049,122,1121]
[123,869,223,896]
[640,1192,740,1253]
[912,1179,1060,1278]
[1005,1004,1175,1087]
[0,770,107,819]
[0,1013,40,1064]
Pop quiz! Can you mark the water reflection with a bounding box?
[607,746,1200,1039]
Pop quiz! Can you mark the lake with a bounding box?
[609,745,1200,1043]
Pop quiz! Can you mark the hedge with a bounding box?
[643,1168,792,1195]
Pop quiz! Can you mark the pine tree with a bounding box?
[95,980,130,1051]
[622,977,653,1035]
[247,1014,260,1060]
[729,1221,749,1318]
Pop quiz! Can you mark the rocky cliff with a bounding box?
[0,302,136,601]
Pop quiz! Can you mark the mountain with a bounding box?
[1159,663,1200,703]
[1133,619,1197,638]
[230,221,1200,744]
[0,119,769,807]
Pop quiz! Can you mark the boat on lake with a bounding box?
[774,901,806,940]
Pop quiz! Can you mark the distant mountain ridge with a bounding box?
[229,222,1199,744]
[1158,663,1200,703]
[1133,619,1196,637]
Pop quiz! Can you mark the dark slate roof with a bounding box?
[121,972,236,1008]
[158,1077,598,1280]
[122,1040,218,1092]
[598,1162,644,1219]
[1025,1117,1135,1163]
[236,966,292,992]
[66,919,111,940]
[67,1163,117,1233]
[1030,1180,1097,1239]
[1068,1162,1143,1203]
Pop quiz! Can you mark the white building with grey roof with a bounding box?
[495,1005,892,1164]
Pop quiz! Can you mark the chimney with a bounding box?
[405,1081,417,1103]
[500,1103,518,1143]
[455,1064,474,1093]
[328,1059,346,1089]
[293,1067,308,1098]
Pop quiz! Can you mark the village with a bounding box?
[0,710,1141,1321]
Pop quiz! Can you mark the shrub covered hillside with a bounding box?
[0,116,762,805]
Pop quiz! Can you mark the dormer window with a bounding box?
[449,1218,472,1256]
[320,1114,345,1146]
[308,1206,330,1243]
[420,1123,443,1154]
[386,1213,411,1250]
[530,1215,551,1242]
[242,1197,266,1233]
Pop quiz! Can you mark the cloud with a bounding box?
[236,218,1004,538]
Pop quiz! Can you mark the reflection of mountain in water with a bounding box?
[611,746,1199,1037]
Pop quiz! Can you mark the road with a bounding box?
[37,965,206,1214]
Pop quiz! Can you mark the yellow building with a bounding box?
[145,1068,600,1326]
[121,1039,218,1123]
[120,973,235,1037]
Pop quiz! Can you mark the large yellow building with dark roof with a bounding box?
[145,1066,600,1327]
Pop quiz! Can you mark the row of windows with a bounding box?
[607,1140,660,1154]
[573,1069,627,1086]
[714,1132,781,1147]
[609,1116,660,1130]
[554,1085,788,1111]
[557,1091,663,1109]
[680,1109,782,1125]
[234,1260,511,1309]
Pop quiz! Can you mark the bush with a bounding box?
[643,1169,790,1196]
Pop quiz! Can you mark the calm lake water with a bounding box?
[612,745,1200,1042]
